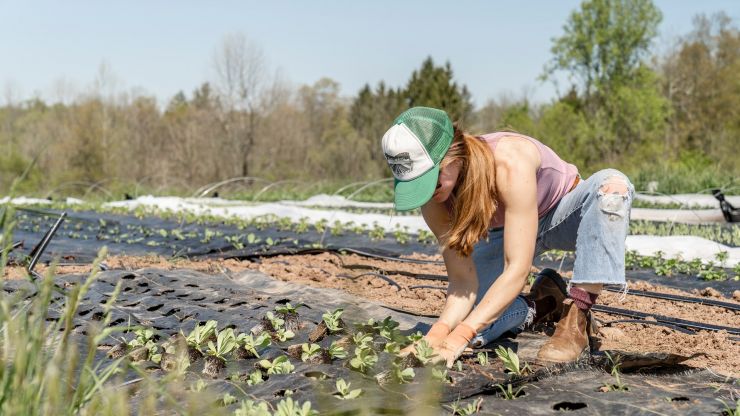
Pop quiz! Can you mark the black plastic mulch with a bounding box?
[2,268,736,415]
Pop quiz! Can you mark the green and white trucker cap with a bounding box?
[382,107,454,211]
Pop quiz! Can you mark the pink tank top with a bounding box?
[478,132,579,229]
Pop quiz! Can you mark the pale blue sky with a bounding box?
[1,1,737,106]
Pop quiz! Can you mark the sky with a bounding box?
[1,0,737,107]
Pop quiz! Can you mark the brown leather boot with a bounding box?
[536,299,591,363]
[526,268,568,325]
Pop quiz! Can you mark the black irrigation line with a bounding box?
[604,286,740,312]
[336,272,401,290]
[335,247,444,265]
[591,304,740,335]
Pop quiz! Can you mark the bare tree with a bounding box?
[212,33,267,177]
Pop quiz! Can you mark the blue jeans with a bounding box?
[470,169,635,348]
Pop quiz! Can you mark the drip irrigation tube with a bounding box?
[604,287,740,312]
[336,248,444,265]
[336,272,401,289]
[591,304,740,335]
[27,212,66,274]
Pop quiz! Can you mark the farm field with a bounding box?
[2,196,738,415]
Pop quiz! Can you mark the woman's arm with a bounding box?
[420,200,478,329]
[434,139,540,366]
[460,146,539,331]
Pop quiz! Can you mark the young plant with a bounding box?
[495,346,529,375]
[334,379,362,400]
[414,339,437,365]
[275,302,302,316]
[234,400,271,416]
[184,320,218,355]
[127,327,160,362]
[245,369,266,386]
[328,340,348,360]
[273,328,295,342]
[392,362,415,384]
[445,397,483,415]
[264,311,285,331]
[432,367,452,384]
[237,332,271,358]
[301,343,322,362]
[322,308,345,333]
[477,351,490,366]
[349,346,378,374]
[495,383,525,400]
[600,352,629,392]
[258,355,295,375]
[203,328,238,377]
[274,398,317,416]
[352,331,374,347]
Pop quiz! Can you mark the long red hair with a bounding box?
[441,125,498,257]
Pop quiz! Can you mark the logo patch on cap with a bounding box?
[384,152,413,176]
[381,123,434,181]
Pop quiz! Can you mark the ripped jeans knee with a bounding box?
[597,174,633,221]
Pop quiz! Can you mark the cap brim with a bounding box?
[393,164,439,211]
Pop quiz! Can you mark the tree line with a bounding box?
[1,0,738,196]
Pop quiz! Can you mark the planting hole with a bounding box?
[147,304,164,312]
[275,298,291,304]
[274,389,292,397]
[552,402,588,411]
[231,301,248,307]
[109,318,126,326]
[123,301,140,307]
[121,274,135,280]
[669,397,690,402]
[304,371,331,380]
[215,298,228,304]
[164,308,180,317]
[92,311,104,321]
[190,296,206,301]
[137,282,149,287]
[185,284,199,288]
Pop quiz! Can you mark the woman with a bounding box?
[382,107,634,368]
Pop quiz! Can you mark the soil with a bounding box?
[250,253,740,377]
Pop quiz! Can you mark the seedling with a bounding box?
[495,383,525,400]
[314,219,328,233]
[392,362,415,384]
[222,393,238,406]
[322,308,345,333]
[495,346,529,375]
[246,233,261,245]
[369,223,385,241]
[301,343,322,362]
[328,340,348,359]
[264,311,285,331]
[184,320,218,355]
[349,346,377,374]
[258,355,295,375]
[477,351,490,366]
[204,328,238,377]
[127,327,160,362]
[414,340,437,365]
[275,303,302,316]
[235,399,271,416]
[246,369,266,386]
[330,220,345,236]
[294,217,310,234]
[237,332,271,358]
[383,341,400,355]
[225,234,245,250]
[445,397,483,415]
[717,399,739,416]
[352,331,373,347]
[432,367,452,384]
[600,351,629,392]
[273,328,295,342]
[274,398,317,416]
[334,379,362,400]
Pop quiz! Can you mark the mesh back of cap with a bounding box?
[394,107,453,163]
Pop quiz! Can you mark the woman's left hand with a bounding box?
[431,323,477,368]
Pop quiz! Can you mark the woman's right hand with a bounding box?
[399,321,450,356]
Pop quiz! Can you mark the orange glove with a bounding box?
[434,322,477,368]
[399,321,450,356]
